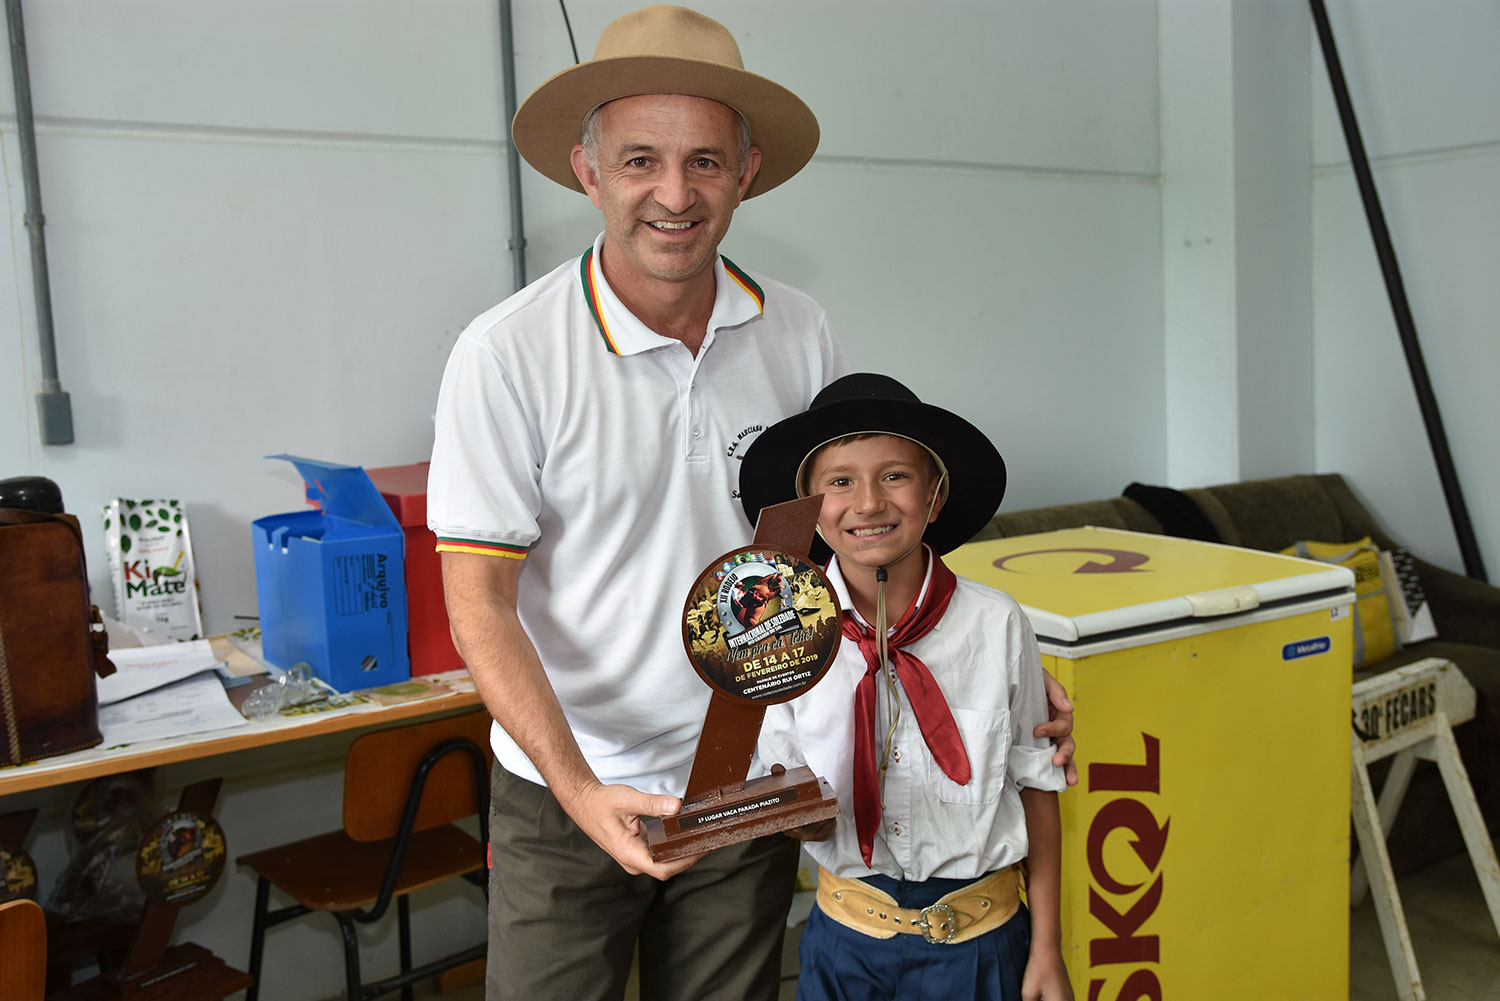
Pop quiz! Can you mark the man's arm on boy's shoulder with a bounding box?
[1019,787,1075,1001]
[441,551,703,880]
[1035,670,1078,786]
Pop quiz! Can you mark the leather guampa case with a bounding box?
[0,508,116,765]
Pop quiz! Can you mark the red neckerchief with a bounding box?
[839,551,970,867]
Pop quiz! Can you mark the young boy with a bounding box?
[739,373,1073,1001]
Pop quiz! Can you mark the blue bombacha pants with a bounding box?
[794,872,1032,1001]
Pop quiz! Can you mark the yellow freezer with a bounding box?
[948,527,1356,1001]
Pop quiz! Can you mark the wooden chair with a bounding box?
[0,898,47,1001]
[238,710,491,1001]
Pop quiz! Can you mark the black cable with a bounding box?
[559,0,579,64]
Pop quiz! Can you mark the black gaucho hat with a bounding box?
[738,373,1006,562]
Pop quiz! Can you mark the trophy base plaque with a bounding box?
[644,764,840,863]
[52,943,253,1000]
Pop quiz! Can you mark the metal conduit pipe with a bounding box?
[1308,0,1486,582]
[6,0,73,444]
[498,0,527,291]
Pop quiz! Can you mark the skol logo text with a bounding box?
[1087,733,1169,1001]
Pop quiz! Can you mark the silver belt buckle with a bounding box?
[918,902,957,944]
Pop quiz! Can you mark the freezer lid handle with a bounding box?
[1185,586,1261,617]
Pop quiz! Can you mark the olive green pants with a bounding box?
[486,764,799,1001]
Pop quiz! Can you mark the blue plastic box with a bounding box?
[251,455,410,691]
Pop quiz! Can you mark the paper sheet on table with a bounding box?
[97,639,224,706]
[211,634,272,679]
[98,673,249,745]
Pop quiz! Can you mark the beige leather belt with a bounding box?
[815,866,1021,945]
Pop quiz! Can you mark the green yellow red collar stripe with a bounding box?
[580,246,766,355]
[436,537,529,560]
[720,255,765,311]
[580,248,622,355]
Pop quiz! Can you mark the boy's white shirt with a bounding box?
[759,550,1065,881]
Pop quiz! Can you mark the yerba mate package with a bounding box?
[104,499,204,642]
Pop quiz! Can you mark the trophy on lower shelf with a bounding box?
[50,778,252,1000]
[644,495,843,862]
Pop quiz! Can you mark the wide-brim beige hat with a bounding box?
[512,4,819,199]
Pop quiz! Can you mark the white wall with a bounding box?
[2,3,1163,996]
[1311,0,1500,576]
[2,0,514,636]
[0,4,512,994]
[5,0,1164,637]
[3,1,1495,996]
[514,0,1166,513]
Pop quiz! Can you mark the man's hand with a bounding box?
[563,779,705,880]
[1034,669,1078,786]
[443,552,703,879]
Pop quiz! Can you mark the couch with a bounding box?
[971,472,1500,875]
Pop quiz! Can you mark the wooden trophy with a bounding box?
[644,496,843,861]
[52,778,252,1000]
[0,808,40,904]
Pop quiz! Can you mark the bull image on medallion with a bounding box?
[690,552,839,700]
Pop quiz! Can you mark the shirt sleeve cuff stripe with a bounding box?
[435,538,530,559]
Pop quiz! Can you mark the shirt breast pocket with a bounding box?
[930,706,1009,806]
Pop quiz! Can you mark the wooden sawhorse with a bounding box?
[1349,657,1500,1001]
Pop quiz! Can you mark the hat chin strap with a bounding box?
[873,469,947,795]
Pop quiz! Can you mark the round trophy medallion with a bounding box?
[0,845,38,902]
[682,546,841,704]
[71,772,153,845]
[136,810,227,906]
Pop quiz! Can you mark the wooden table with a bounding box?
[0,679,483,799]
[0,671,486,999]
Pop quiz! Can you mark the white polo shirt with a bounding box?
[428,232,845,794]
[759,553,1066,881]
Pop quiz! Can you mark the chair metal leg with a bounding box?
[398,895,413,1001]
[334,911,364,1001]
[246,877,271,1001]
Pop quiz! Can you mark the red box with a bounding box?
[365,462,464,676]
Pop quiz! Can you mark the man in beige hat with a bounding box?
[427,6,1075,998]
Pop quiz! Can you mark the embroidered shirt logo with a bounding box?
[726,423,766,499]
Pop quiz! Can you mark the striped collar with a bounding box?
[578,234,766,356]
